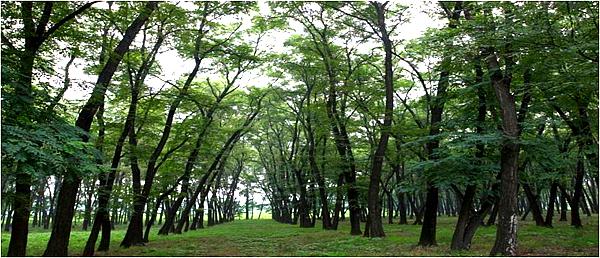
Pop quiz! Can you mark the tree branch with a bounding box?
[43,1,98,41]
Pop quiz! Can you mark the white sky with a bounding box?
[44,1,444,209]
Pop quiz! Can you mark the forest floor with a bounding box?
[1,215,598,256]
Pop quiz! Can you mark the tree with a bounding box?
[363,1,395,238]
[43,2,158,256]
[1,2,96,256]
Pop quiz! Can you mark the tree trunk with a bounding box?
[451,185,476,250]
[418,58,449,245]
[82,179,95,231]
[307,132,332,229]
[393,139,408,225]
[570,143,585,227]
[31,192,39,229]
[293,168,312,228]
[418,1,463,246]
[587,178,598,213]
[544,182,558,227]
[174,112,259,233]
[386,191,394,224]
[316,20,362,235]
[245,186,250,220]
[521,183,545,226]
[363,1,394,239]
[581,190,592,216]
[485,50,521,256]
[450,59,489,250]
[7,173,31,257]
[176,136,241,233]
[46,178,60,230]
[398,191,407,224]
[4,206,13,232]
[332,174,344,230]
[43,175,81,256]
[419,185,439,246]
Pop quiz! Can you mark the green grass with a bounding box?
[1,215,598,256]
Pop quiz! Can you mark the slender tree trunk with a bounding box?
[1,202,8,230]
[522,183,545,226]
[398,191,407,224]
[308,132,332,229]
[121,3,228,248]
[581,189,592,216]
[315,22,362,235]
[587,178,598,213]
[571,143,586,227]
[363,1,394,238]
[585,182,597,213]
[175,110,260,233]
[43,174,81,256]
[295,173,312,227]
[82,180,95,231]
[4,206,13,232]
[158,178,189,235]
[419,185,439,246]
[332,174,344,230]
[32,191,39,229]
[393,139,408,225]
[485,49,521,256]
[544,182,558,227]
[450,59,488,250]
[386,191,394,224]
[7,172,31,257]
[451,185,476,250]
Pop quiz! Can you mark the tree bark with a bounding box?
[7,172,31,257]
[294,167,313,228]
[332,174,345,229]
[544,182,558,227]
[485,50,521,256]
[82,179,95,230]
[392,138,408,225]
[571,142,586,227]
[559,191,568,221]
[364,1,393,238]
[419,185,439,246]
[451,185,476,250]
[521,183,546,226]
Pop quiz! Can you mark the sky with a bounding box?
[45,1,445,209]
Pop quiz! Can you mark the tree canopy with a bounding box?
[1,1,598,257]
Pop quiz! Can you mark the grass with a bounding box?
[1,215,598,256]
